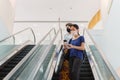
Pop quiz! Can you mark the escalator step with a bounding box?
[80,66,90,68]
[52,51,95,80]
[80,69,91,72]
[0,72,8,76]
[4,64,16,67]
[79,77,94,80]
[80,72,93,77]
[0,45,35,79]
[83,62,89,64]
[12,58,22,61]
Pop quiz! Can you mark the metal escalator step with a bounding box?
[79,77,94,80]
[15,56,24,58]
[0,68,11,72]
[81,63,90,66]
[0,45,35,79]
[8,60,19,63]
[0,77,3,80]
[80,72,93,77]
[80,66,90,68]
[0,72,8,76]
[11,58,22,61]
[80,69,91,72]
[83,62,89,64]
[4,64,16,67]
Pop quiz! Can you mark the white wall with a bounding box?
[14,22,88,43]
[14,0,99,43]
[15,0,100,21]
[101,0,112,25]
[90,0,112,30]
[104,0,120,75]
[0,0,15,40]
[91,0,120,77]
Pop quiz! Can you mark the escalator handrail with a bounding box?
[43,40,63,80]
[85,43,103,80]
[27,28,60,80]
[0,40,33,66]
[0,27,36,44]
[3,28,57,80]
[84,28,120,79]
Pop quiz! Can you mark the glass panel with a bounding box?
[34,45,56,80]
[0,45,19,62]
[9,28,57,80]
[14,29,35,45]
[0,36,15,65]
[0,28,35,66]
[84,29,117,80]
[89,45,115,80]
[0,37,14,45]
[36,29,62,80]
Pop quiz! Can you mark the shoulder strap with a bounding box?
[69,39,72,44]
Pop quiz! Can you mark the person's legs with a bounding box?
[69,57,75,79]
[71,57,82,80]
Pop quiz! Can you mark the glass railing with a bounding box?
[0,28,36,66]
[41,28,63,80]
[4,27,63,80]
[84,28,120,80]
[14,28,36,44]
[0,28,36,45]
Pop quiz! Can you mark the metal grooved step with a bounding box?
[52,52,95,80]
[79,55,94,80]
[0,45,34,80]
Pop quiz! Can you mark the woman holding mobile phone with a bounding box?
[68,24,85,80]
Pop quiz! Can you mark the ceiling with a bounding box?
[15,0,100,21]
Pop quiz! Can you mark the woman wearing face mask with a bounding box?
[64,23,73,43]
[67,24,85,80]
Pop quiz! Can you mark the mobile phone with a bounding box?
[63,40,67,42]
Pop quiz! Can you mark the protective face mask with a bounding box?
[66,28,71,33]
[71,31,75,36]
[71,31,78,36]
[74,31,78,35]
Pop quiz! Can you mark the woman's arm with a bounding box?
[68,42,85,50]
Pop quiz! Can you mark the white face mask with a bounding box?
[74,31,78,35]
[71,31,78,36]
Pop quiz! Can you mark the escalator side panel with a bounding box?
[0,45,34,80]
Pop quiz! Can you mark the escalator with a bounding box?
[0,45,34,80]
[52,51,95,80]
[34,45,56,80]
[0,28,59,80]
[0,27,119,80]
[79,53,94,80]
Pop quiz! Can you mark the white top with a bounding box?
[64,33,72,43]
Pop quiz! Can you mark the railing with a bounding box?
[0,27,36,44]
[3,27,63,80]
[43,28,63,80]
[0,28,36,67]
[83,28,120,80]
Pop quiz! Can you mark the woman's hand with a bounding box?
[67,42,85,50]
[67,44,74,49]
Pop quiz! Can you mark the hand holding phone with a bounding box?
[66,44,72,49]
